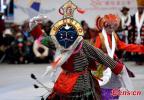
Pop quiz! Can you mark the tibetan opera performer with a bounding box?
[94,14,144,100]
[131,0,144,65]
[29,1,126,100]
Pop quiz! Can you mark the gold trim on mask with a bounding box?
[50,18,84,36]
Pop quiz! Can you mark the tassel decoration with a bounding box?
[33,84,39,89]
[31,73,37,80]
[77,7,85,14]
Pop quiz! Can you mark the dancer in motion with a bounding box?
[29,1,125,100]
[94,14,144,100]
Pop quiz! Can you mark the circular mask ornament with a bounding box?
[50,18,84,48]
[56,24,78,48]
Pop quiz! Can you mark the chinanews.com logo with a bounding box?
[111,88,142,96]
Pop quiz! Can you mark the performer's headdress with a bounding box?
[137,0,144,7]
[95,14,120,31]
[50,0,85,49]
[103,14,120,26]
[30,1,85,99]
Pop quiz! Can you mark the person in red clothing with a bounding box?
[95,14,144,57]
[29,1,125,100]
[95,14,144,62]
[94,14,144,100]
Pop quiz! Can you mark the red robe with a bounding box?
[94,32,144,54]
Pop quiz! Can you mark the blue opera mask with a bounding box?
[56,24,78,48]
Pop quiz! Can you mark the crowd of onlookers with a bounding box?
[0,13,54,64]
[0,6,144,64]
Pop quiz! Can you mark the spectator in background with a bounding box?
[33,39,49,63]
[0,22,6,63]
[21,20,34,63]
[1,29,15,63]
[0,12,5,46]
[21,20,31,38]
[11,23,21,37]
[10,23,26,63]
[0,12,5,34]
[81,20,98,44]
[120,7,132,43]
[131,0,144,65]
[119,7,133,61]
[43,20,53,36]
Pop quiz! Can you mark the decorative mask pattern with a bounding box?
[56,24,78,48]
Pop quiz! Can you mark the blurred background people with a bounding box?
[81,20,99,44]
[33,39,49,63]
[0,12,6,60]
[131,0,144,65]
[120,7,131,43]
[119,7,133,61]
[21,20,34,63]
[43,20,53,36]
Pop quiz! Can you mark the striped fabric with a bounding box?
[47,40,123,100]
[64,41,122,92]
[82,41,118,71]
[134,24,144,44]
[131,15,144,44]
